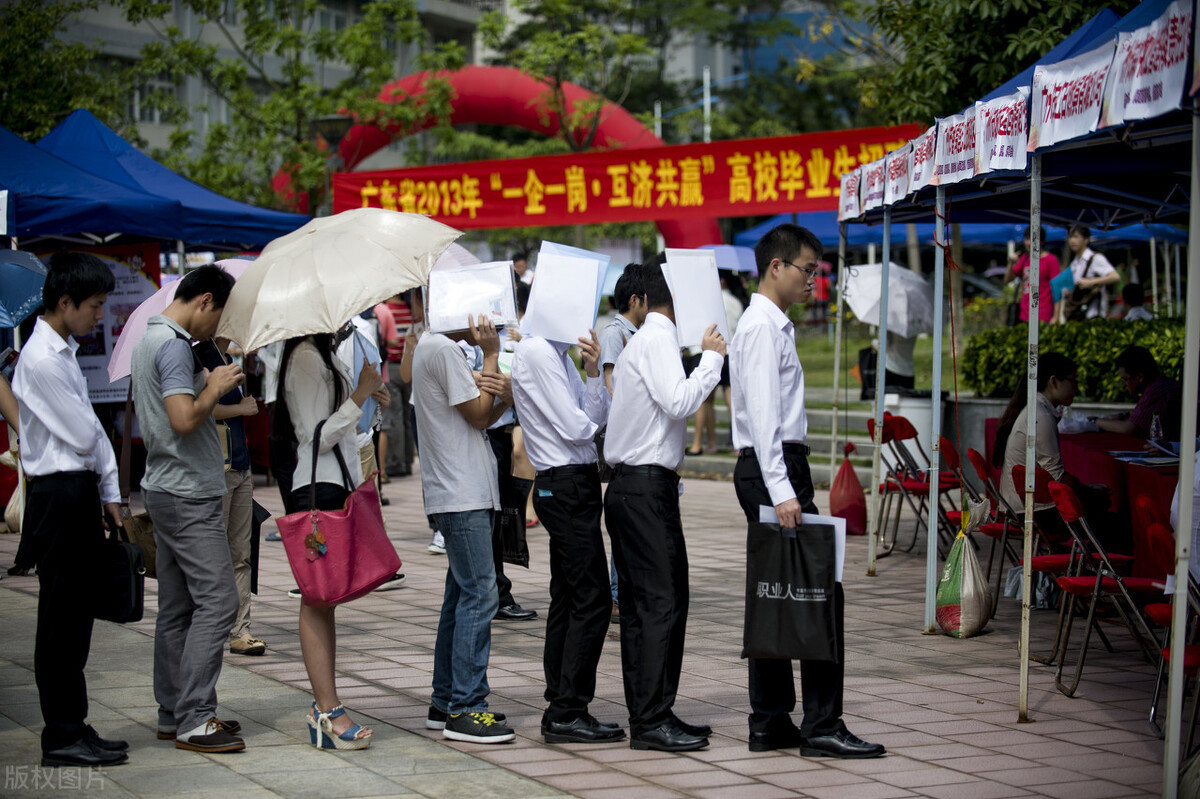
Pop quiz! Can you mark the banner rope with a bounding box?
[934,192,969,524]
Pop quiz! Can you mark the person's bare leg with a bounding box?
[376,432,390,483]
[703,394,717,451]
[512,426,537,522]
[299,604,370,737]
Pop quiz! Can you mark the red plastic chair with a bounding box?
[867,414,958,556]
[1145,577,1200,748]
[1048,481,1162,697]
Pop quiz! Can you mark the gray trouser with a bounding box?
[384,371,413,474]
[145,489,238,734]
[221,469,254,640]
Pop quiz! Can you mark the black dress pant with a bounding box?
[25,472,105,753]
[486,427,516,607]
[534,465,610,722]
[734,447,846,738]
[604,465,688,736]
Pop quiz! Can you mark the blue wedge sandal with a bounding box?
[306,703,372,750]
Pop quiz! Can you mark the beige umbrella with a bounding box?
[216,208,461,351]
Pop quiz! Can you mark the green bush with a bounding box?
[962,318,1186,401]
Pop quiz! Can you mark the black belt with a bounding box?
[536,463,597,481]
[27,470,97,485]
[739,443,810,460]
[610,464,678,480]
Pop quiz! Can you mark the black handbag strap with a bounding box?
[306,419,356,511]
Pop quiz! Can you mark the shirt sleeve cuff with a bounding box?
[698,349,724,372]
[765,477,797,508]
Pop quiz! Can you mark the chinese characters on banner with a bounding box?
[975,89,1030,175]
[1030,41,1115,150]
[934,107,977,185]
[333,126,920,227]
[860,157,887,212]
[909,126,938,194]
[884,143,912,206]
[1101,0,1192,127]
[837,169,861,221]
[38,244,162,403]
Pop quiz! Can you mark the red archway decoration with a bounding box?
[317,65,722,248]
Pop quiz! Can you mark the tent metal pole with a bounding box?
[1162,239,1172,314]
[176,240,185,277]
[1151,235,1159,312]
[925,186,946,632]
[866,209,891,577]
[830,223,848,484]
[1019,153,1042,723]
[1175,244,1183,317]
[1161,97,1200,799]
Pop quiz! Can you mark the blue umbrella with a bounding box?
[700,244,758,275]
[0,250,48,328]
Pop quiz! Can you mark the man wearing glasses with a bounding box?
[729,224,885,759]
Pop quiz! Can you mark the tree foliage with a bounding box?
[856,0,1139,124]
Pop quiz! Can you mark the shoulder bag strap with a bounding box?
[309,419,356,504]
[120,384,134,505]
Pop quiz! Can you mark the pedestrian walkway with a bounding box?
[0,473,1166,798]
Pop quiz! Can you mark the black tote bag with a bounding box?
[94,524,146,624]
[742,521,838,662]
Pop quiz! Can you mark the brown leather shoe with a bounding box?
[159,718,241,740]
[174,718,245,753]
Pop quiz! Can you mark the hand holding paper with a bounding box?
[578,329,601,378]
[701,324,727,357]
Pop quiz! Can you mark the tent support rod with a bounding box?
[1019,153,1042,724]
[925,186,946,633]
[1161,96,1200,799]
[866,208,891,577]
[830,223,847,484]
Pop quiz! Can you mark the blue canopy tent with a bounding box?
[37,110,309,249]
[733,211,1059,248]
[0,124,182,239]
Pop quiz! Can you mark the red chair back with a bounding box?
[890,414,920,442]
[866,417,894,444]
[939,436,961,471]
[1011,464,1054,506]
[1134,493,1170,534]
[1048,481,1084,523]
[1142,522,1176,581]
[967,448,994,485]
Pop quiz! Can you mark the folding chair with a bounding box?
[965,448,1023,616]
[868,413,957,556]
[1048,481,1163,697]
[1146,571,1200,741]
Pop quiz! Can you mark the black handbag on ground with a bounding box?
[742,520,838,662]
[496,475,531,568]
[94,524,146,624]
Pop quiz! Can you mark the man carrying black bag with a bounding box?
[730,224,884,759]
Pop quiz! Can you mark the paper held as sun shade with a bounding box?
[426,260,519,334]
[663,248,731,349]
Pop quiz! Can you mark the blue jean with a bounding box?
[431,509,498,715]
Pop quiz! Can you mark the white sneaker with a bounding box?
[428,531,446,555]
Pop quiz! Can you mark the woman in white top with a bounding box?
[275,333,383,750]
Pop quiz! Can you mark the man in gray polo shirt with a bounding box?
[131,265,246,754]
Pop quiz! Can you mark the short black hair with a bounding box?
[175,264,236,308]
[515,280,531,314]
[1023,225,1047,246]
[1069,223,1091,240]
[612,262,644,314]
[43,252,116,309]
[642,253,672,310]
[1037,352,1077,392]
[511,251,528,263]
[1122,282,1145,307]
[1115,345,1159,379]
[755,224,823,274]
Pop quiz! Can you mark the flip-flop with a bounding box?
[266,530,282,542]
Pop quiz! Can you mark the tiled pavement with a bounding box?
[0,471,1170,798]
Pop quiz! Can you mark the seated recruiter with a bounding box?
[1094,346,1181,441]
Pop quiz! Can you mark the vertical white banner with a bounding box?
[1030,40,1116,150]
[837,168,861,221]
[975,88,1030,175]
[0,190,7,236]
[934,107,977,185]
[884,142,912,205]
[860,157,886,212]
[910,125,938,191]
[1101,0,1191,127]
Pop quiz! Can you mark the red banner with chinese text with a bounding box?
[332,125,921,228]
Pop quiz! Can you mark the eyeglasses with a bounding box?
[1062,375,1078,385]
[781,259,818,279]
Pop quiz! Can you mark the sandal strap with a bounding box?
[311,703,365,744]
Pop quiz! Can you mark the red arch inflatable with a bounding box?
[334,65,722,248]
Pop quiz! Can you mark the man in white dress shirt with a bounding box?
[603,255,726,752]
[13,253,130,769]
[730,224,884,759]
[511,329,625,744]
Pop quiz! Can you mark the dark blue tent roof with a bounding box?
[732,212,1062,249]
[0,124,182,239]
[38,110,309,248]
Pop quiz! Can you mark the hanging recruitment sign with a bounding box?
[837,168,861,221]
[1100,0,1192,127]
[934,107,977,185]
[884,143,912,205]
[333,125,919,228]
[860,157,887,212]
[1029,40,1116,150]
[975,88,1030,175]
[909,126,938,194]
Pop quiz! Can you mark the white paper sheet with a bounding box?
[539,241,611,321]
[427,260,519,334]
[757,506,847,583]
[662,249,730,349]
[521,252,603,344]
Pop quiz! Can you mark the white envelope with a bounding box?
[663,248,730,349]
[521,252,604,344]
[427,260,519,334]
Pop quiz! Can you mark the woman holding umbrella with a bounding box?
[274,331,385,750]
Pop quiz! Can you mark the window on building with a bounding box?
[319,0,350,31]
[133,73,178,125]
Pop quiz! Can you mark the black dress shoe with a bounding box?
[800,728,886,759]
[671,714,711,738]
[494,603,538,621]
[748,725,803,752]
[544,716,626,744]
[84,724,129,752]
[42,739,129,768]
[630,721,708,752]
